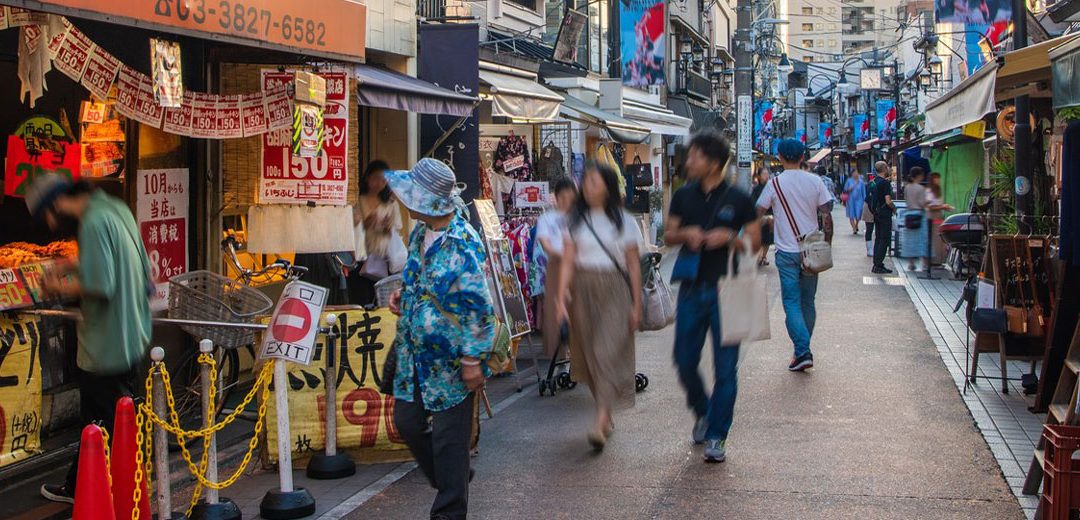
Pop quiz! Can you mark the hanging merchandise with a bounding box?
[513,181,550,208]
[149,38,183,108]
[595,144,626,197]
[17,25,51,108]
[292,103,325,158]
[625,155,653,187]
[536,140,565,179]
[494,132,533,180]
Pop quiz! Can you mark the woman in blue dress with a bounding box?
[843,171,866,234]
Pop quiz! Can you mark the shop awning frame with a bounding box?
[479,68,564,122]
[856,139,881,152]
[807,147,832,164]
[354,64,477,117]
[925,62,998,136]
[624,99,693,138]
[1050,36,1080,110]
[996,34,1080,98]
[559,94,651,144]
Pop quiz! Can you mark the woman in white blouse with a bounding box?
[555,163,643,450]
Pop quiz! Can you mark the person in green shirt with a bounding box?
[25,173,152,504]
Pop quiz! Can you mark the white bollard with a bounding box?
[200,340,220,505]
[274,358,293,493]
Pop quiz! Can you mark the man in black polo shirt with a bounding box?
[665,130,761,463]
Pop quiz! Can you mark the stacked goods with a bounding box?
[0,241,78,269]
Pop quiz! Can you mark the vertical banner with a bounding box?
[136,168,189,310]
[852,114,870,142]
[260,70,349,205]
[936,0,1012,24]
[0,315,43,468]
[818,122,833,148]
[795,128,806,144]
[620,0,666,88]
[965,21,1010,75]
[419,24,480,202]
[264,309,410,465]
[754,101,774,151]
[876,99,896,141]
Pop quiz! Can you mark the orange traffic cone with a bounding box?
[111,397,151,520]
[72,424,117,520]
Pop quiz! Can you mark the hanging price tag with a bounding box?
[215,95,243,139]
[0,269,33,311]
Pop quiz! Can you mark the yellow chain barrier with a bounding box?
[127,352,275,520]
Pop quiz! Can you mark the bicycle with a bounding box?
[166,235,307,437]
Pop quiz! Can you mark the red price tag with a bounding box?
[216,95,243,139]
[241,93,270,137]
[0,269,34,311]
[190,93,218,139]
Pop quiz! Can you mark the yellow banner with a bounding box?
[265,308,410,465]
[0,315,43,467]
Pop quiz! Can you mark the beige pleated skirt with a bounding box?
[569,268,636,410]
[542,256,563,358]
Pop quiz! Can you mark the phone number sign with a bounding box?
[37,0,366,62]
[259,70,349,205]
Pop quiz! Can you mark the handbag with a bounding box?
[387,231,408,274]
[719,237,771,344]
[904,212,923,230]
[1008,239,1046,338]
[583,216,675,331]
[626,155,654,187]
[359,254,390,280]
[840,192,850,204]
[970,308,1007,334]
[773,177,833,274]
[862,201,875,223]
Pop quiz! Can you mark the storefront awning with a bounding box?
[807,147,832,164]
[479,70,564,122]
[925,62,998,135]
[1051,37,1080,110]
[559,95,651,144]
[997,34,1080,97]
[354,65,476,117]
[668,96,721,132]
[624,99,693,137]
[919,128,967,148]
[856,139,881,152]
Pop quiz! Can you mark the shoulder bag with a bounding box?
[583,216,675,331]
[773,177,833,274]
[670,179,727,283]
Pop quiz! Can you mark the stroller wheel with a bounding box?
[635,373,649,393]
[567,380,578,389]
[557,372,572,389]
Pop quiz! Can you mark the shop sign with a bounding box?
[264,308,409,465]
[259,281,327,366]
[0,315,44,468]
[4,135,81,198]
[215,95,243,140]
[136,168,189,310]
[240,92,269,137]
[36,0,366,62]
[260,70,348,205]
[513,181,550,208]
[79,101,106,124]
[80,45,120,101]
[52,26,93,82]
[150,38,183,108]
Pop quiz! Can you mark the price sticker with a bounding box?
[0,268,33,310]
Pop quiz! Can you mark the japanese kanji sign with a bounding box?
[0,315,43,468]
[259,281,328,366]
[136,168,188,310]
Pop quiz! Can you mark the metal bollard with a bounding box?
[150,347,186,520]
[259,358,316,519]
[307,314,356,479]
[189,340,241,520]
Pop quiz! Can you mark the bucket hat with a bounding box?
[385,158,464,217]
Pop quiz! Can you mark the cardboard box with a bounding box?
[294,71,326,107]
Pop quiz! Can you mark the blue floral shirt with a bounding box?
[393,213,497,412]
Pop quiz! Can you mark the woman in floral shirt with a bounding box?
[386,158,495,520]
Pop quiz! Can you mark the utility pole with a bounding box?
[1012,0,1033,231]
[734,0,753,192]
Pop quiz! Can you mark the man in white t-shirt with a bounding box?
[755,139,834,372]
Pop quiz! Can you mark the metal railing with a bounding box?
[417,0,447,19]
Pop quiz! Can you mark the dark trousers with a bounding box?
[873,214,892,268]
[394,389,475,520]
[673,284,739,440]
[865,221,875,243]
[66,369,135,491]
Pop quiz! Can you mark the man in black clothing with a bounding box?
[868,161,896,273]
[665,130,761,463]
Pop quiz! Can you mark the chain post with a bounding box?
[307,313,355,480]
[149,347,174,520]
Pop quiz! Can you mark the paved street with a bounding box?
[345,221,1024,519]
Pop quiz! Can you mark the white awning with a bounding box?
[479,69,564,122]
[559,94,652,144]
[925,62,998,135]
[807,147,832,164]
[624,99,692,137]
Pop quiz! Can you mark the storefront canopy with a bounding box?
[997,34,1080,97]
[1051,37,1080,110]
[624,99,693,137]
[925,62,998,136]
[559,95,651,144]
[479,69,564,122]
[354,64,476,117]
[807,147,832,165]
[668,96,721,132]
[856,139,881,152]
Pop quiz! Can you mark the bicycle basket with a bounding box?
[374,274,403,308]
[168,270,274,348]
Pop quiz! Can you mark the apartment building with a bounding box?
[783,0,904,63]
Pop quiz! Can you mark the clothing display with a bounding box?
[494,133,534,181]
[537,141,565,180]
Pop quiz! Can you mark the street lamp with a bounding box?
[680,35,693,61]
[918,68,932,89]
[777,53,793,74]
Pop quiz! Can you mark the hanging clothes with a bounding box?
[536,141,565,180]
[494,133,534,181]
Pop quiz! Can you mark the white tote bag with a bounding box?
[719,239,771,345]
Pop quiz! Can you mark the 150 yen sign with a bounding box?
[260,281,327,366]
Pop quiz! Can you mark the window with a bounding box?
[806,56,815,62]
[828,7,836,14]
[816,7,823,14]
[828,39,837,47]
[802,23,813,31]
[506,0,537,11]
[803,39,814,48]
[802,6,813,15]
[816,39,824,47]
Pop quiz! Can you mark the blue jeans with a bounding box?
[775,251,818,359]
[674,284,740,441]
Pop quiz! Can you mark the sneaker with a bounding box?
[704,439,726,463]
[692,416,708,445]
[41,484,74,504]
[788,353,814,372]
[871,266,893,274]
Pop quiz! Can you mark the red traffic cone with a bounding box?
[72,424,117,520]
[111,397,151,520]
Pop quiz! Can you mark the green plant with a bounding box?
[1058,106,1080,122]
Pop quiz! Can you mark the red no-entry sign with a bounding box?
[260,281,328,366]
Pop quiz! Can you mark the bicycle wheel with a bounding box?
[168,346,241,436]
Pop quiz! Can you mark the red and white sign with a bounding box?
[162,91,195,136]
[189,93,218,139]
[240,93,269,137]
[215,95,243,139]
[513,181,551,208]
[259,70,349,206]
[259,281,328,365]
[53,26,93,82]
[113,65,143,121]
[132,74,165,128]
[136,168,189,310]
[81,45,120,101]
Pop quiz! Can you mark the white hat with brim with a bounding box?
[385,158,463,217]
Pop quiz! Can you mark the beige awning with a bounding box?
[807,147,832,164]
[856,139,881,151]
[925,62,998,135]
[997,34,1080,95]
[479,69,564,122]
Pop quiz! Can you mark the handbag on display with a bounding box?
[625,155,654,187]
[773,177,833,274]
[719,237,771,344]
[970,308,1008,334]
[1008,240,1046,338]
